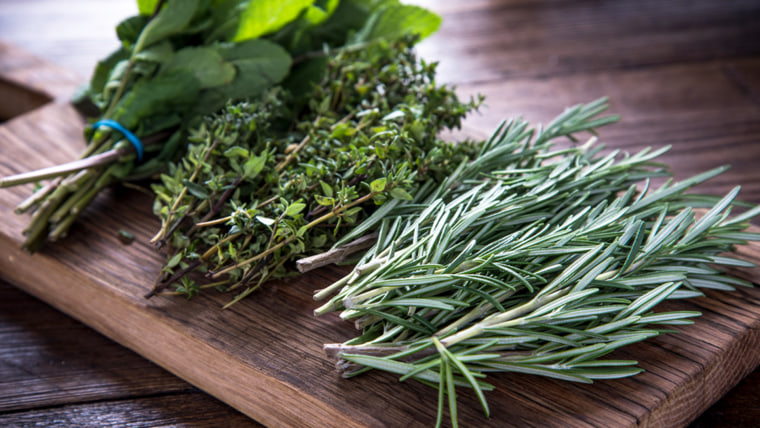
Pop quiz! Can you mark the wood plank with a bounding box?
[0,280,193,412]
[411,0,760,84]
[1,44,759,428]
[0,392,259,428]
[2,0,760,426]
[691,369,760,427]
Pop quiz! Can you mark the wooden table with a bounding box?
[1,0,759,426]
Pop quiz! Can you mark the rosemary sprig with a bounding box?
[314,101,760,427]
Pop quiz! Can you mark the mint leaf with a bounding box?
[116,15,149,45]
[111,71,200,130]
[89,48,129,100]
[209,39,292,101]
[304,0,340,25]
[234,0,315,41]
[136,0,160,16]
[190,39,292,115]
[161,46,236,89]
[354,3,441,43]
[135,40,174,63]
[135,0,200,52]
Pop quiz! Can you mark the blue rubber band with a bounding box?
[92,119,144,162]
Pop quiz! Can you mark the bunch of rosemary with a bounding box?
[313,100,760,427]
[148,36,482,305]
[0,0,442,251]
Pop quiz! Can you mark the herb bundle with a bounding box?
[0,2,756,425]
[313,100,760,427]
[0,0,443,251]
[148,36,482,305]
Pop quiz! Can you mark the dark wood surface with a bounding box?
[1,0,759,426]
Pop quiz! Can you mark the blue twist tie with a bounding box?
[93,119,144,162]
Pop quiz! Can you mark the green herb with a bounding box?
[117,229,135,245]
[147,35,483,305]
[312,100,760,427]
[0,0,442,252]
[3,4,757,425]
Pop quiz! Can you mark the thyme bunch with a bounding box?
[314,100,760,427]
[149,37,483,304]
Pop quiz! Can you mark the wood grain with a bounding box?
[691,369,760,428]
[0,387,258,428]
[0,280,193,411]
[412,0,760,83]
[1,0,759,426]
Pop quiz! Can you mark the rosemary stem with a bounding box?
[343,286,395,308]
[323,343,408,360]
[349,255,388,283]
[435,289,516,337]
[297,233,378,273]
[313,274,353,305]
[491,288,567,325]
[440,289,568,347]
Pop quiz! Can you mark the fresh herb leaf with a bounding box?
[234,0,315,41]
[161,46,236,89]
[354,2,442,43]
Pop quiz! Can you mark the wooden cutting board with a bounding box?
[1,40,759,428]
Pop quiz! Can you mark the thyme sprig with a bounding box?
[315,101,760,427]
[149,37,483,304]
